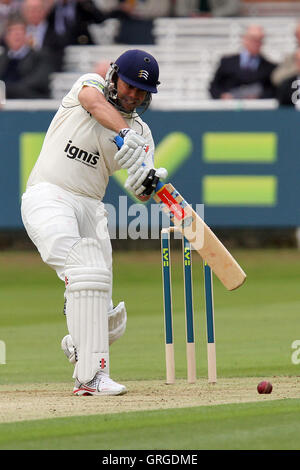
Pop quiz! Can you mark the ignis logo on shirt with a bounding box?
[64,140,99,167]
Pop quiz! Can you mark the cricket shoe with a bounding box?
[73,372,127,396]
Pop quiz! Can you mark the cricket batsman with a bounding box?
[21,49,167,396]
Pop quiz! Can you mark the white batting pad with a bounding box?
[64,238,111,384]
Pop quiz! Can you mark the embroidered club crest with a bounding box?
[138,70,149,80]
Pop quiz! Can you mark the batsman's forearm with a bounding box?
[91,100,128,133]
[79,87,128,133]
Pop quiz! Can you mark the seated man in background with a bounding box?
[209,24,277,100]
[277,48,300,107]
[271,21,300,88]
[22,0,65,71]
[196,0,241,17]
[0,16,56,98]
[46,0,131,47]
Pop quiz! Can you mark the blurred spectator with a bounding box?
[277,48,300,107]
[196,0,241,17]
[22,0,65,71]
[0,0,21,37]
[271,22,300,87]
[172,0,240,17]
[0,16,56,98]
[99,1,170,45]
[209,25,276,100]
[114,0,170,18]
[46,0,131,46]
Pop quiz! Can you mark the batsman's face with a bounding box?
[117,78,147,112]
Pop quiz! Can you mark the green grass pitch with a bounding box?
[0,248,300,450]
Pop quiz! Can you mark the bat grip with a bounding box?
[155,181,164,192]
[114,135,124,150]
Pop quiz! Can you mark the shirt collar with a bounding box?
[8,45,30,60]
[240,49,260,69]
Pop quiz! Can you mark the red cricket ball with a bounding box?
[257,380,273,394]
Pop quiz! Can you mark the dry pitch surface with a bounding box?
[0,376,299,423]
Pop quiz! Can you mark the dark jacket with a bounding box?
[209,53,277,99]
[0,47,54,99]
[37,23,67,71]
[46,0,128,46]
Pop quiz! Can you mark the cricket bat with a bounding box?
[113,135,246,290]
[153,181,246,291]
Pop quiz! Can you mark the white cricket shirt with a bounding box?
[27,73,155,200]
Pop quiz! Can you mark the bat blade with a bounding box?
[154,182,246,291]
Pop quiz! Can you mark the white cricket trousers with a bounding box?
[21,182,112,290]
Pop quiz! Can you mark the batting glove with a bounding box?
[125,166,168,196]
[114,129,150,172]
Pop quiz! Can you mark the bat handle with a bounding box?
[155,181,164,192]
[113,135,124,150]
